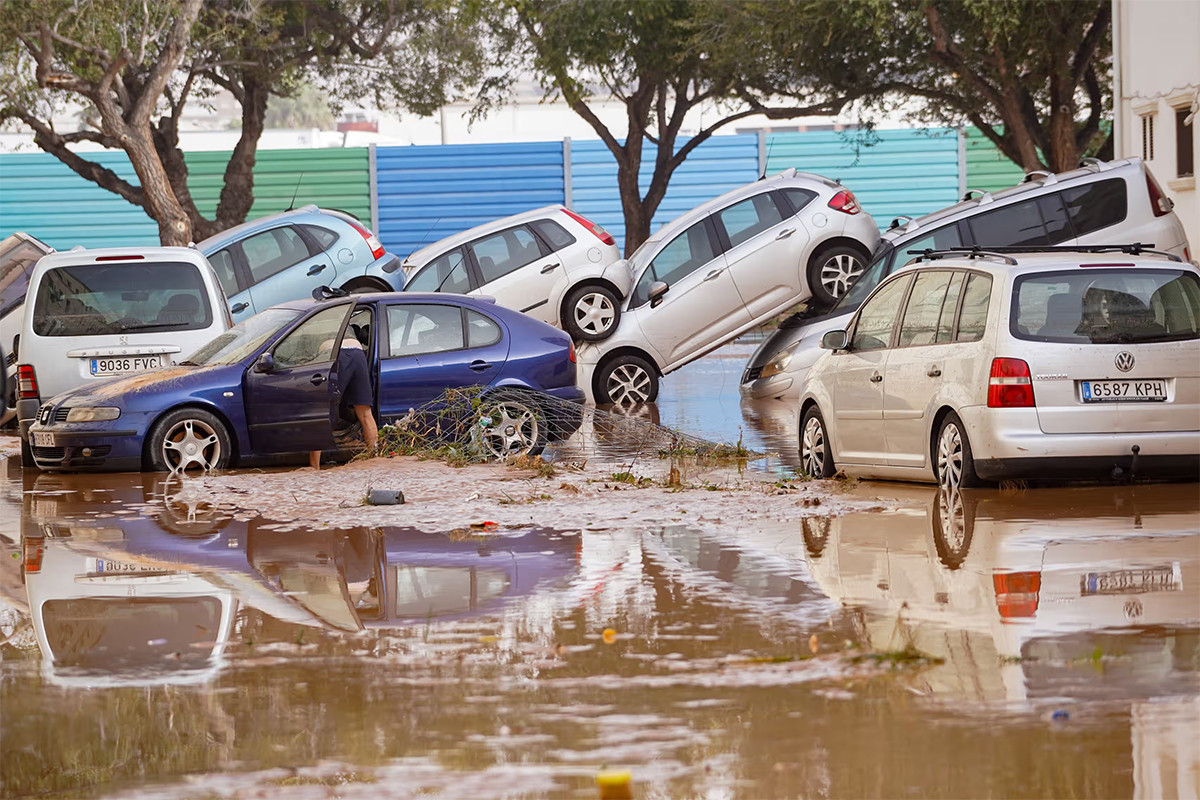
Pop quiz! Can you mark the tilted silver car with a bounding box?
[797,246,1200,488]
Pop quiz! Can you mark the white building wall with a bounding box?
[1114,0,1200,255]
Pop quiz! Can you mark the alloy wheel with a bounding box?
[572,291,617,337]
[161,418,223,473]
[936,422,964,490]
[801,415,826,477]
[475,400,541,459]
[819,253,865,300]
[607,363,653,405]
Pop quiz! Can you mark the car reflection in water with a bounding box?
[801,483,1200,706]
[19,471,579,684]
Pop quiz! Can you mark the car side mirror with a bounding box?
[253,352,276,373]
[820,330,849,351]
[649,281,669,308]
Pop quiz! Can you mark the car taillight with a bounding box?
[1146,171,1173,217]
[568,340,576,364]
[562,209,617,246]
[993,571,1041,621]
[827,190,861,215]
[23,537,44,575]
[17,364,38,399]
[987,358,1035,408]
[95,254,145,261]
[347,219,386,260]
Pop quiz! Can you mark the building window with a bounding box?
[1177,107,1194,178]
[1142,114,1155,161]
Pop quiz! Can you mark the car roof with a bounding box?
[880,158,1147,244]
[31,246,211,271]
[402,205,568,267]
[194,205,346,252]
[271,291,502,313]
[895,247,1195,278]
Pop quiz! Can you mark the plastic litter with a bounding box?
[367,489,405,505]
[596,769,633,799]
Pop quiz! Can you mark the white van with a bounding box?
[15,247,231,458]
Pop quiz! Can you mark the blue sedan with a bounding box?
[26,292,584,472]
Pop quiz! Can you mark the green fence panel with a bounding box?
[963,128,1025,193]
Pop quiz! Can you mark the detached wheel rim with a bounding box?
[820,253,865,300]
[476,401,540,459]
[573,291,616,337]
[161,418,222,473]
[608,363,653,405]
[801,415,826,477]
[937,423,964,490]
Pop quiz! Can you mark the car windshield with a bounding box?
[31,261,214,337]
[185,308,300,365]
[1012,269,1200,344]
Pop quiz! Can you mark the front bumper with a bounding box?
[27,424,142,472]
[740,371,795,400]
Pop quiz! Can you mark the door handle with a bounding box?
[927,366,942,377]
[310,374,326,386]
[776,228,796,240]
[704,268,724,281]
[469,360,492,372]
[231,302,249,313]
[307,264,326,276]
[869,372,883,383]
[540,263,560,274]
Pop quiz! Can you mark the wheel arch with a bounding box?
[928,404,957,471]
[340,275,391,293]
[808,236,872,265]
[143,401,241,470]
[592,346,662,402]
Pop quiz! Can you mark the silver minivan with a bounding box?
[15,247,231,460]
[742,158,1192,400]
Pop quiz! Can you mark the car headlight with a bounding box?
[759,343,798,378]
[65,407,121,423]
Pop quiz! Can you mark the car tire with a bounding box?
[808,245,867,308]
[147,408,232,473]
[799,405,836,478]
[563,284,621,342]
[934,411,981,491]
[595,354,658,405]
[20,436,34,469]
[472,391,547,459]
[342,277,390,294]
[932,485,974,569]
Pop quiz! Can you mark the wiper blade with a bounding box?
[176,360,199,366]
[118,321,191,331]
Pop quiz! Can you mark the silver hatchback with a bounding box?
[797,247,1200,487]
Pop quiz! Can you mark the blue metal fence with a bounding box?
[374,141,565,258]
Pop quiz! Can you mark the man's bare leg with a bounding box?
[353,405,378,454]
[309,450,321,469]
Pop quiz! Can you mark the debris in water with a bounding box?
[367,488,405,505]
[809,634,819,655]
[596,769,633,799]
[602,628,618,645]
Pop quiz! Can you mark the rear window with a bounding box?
[531,219,576,251]
[32,261,214,337]
[1060,179,1127,237]
[1012,268,1200,344]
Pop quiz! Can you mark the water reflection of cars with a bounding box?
[27,291,584,472]
[804,484,1200,704]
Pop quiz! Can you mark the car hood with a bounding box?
[48,364,244,409]
[746,310,854,370]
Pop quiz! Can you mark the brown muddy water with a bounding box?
[2,338,1199,799]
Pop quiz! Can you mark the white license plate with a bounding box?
[86,557,162,574]
[90,354,168,377]
[31,431,56,447]
[1080,379,1166,403]
[1080,564,1180,595]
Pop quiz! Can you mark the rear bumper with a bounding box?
[976,454,1199,482]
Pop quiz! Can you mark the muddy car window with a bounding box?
[466,310,501,348]
[850,274,911,351]
[955,273,993,342]
[935,272,966,343]
[387,303,464,356]
[898,271,954,347]
[272,305,350,369]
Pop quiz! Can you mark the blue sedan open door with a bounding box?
[244,303,353,454]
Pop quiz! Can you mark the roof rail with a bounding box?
[1022,169,1057,185]
[907,247,1018,265]
[1079,157,1102,170]
[907,244,1184,264]
[960,189,988,202]
[888,215,916,230]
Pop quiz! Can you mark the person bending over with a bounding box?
[309,332,378,469]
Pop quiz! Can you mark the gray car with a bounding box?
[196,205,403,323]
[742,158,1192,401]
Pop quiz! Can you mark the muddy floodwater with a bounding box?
[2,339,1198,799]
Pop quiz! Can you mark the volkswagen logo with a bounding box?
[1114,351,1135,372]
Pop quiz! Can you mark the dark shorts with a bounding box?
[337,347,372,407]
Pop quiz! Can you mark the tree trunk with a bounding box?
[215,78,269,231]
[125,130,192,245]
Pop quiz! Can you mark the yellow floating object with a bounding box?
[602,628,618,644]
[596,769,633,799]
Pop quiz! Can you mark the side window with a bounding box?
[530,219,576,251]
[469,227,545,284]
[897,271,953,347]
[967,201,1048,247]
[466,309,502,348]
[272,305,350,369]
[407,249,472,294]
[955,273,993,342]
[898,226,963,264]
[935,272,966,343]
[0,242,42,318]
[781,187,818,214]
[630,220,720,308]
[301,225,339,250]
[717,193,785,248]
[851,275,912,351]
[207,249,240,297]
[386,304,464,357]
[241,227,312,284]
[1059,179,1128,237]
[1037,195,1072,244]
